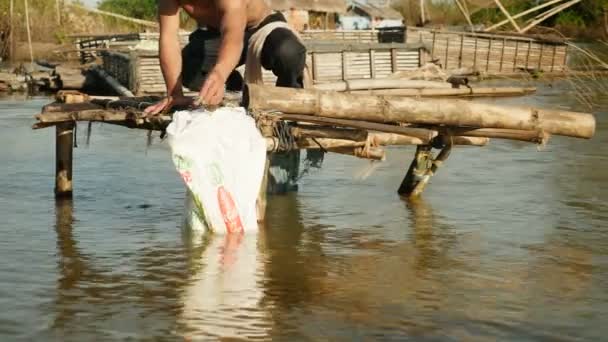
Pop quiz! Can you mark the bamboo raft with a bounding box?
[34,85,595,216]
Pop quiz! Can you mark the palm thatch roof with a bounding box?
[267,0,348,13]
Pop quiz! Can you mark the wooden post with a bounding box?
[458,34,464,68]
[341,51,348,81]
[513,41,519,71]
[398,145,432,197]
[420,0,426,25]
[390,48,397,73]
[562,44,569,71]
[24,0,34,64]
[55,0,61,25]
[444,37,449,69]
[525,41,532,69]
[550,44,557,72]
[311,52,317,82]
[129,51,139,95]
[538,43,544,70]
[486,38,492,71]
[431,31,436,59]
[55,122,74,198]
[9,0,15,61]
[369,49,376,79]
[499,38,506,72]
[473,37,478,69]
[256,154,270,222]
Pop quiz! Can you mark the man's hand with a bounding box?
[199,69,226,106]
[144,96,193,116]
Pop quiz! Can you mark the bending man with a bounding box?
[145,0,307,114]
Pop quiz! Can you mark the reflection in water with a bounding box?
[179,228,268,340]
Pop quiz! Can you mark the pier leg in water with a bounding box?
[257,155,271,223]
[398,143,453,198]
[398,145,433,197]
[266,151,301,194]
[55,122,74,198]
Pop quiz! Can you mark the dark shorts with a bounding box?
[181,12,307,91]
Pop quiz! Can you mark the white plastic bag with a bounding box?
[166,107,267,233]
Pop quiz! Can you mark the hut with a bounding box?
[339,0,403,30]
[267,0,348,31]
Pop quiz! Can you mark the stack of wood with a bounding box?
[244,84,595,161]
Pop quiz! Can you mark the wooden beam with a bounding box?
[493,0,522,33]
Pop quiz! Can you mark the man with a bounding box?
[145,0,307,114]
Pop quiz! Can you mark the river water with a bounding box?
[1,78,607,341]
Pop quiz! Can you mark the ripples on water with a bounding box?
[0,79,607,341]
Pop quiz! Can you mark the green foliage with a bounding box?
[555,10,586,29]
[98,0,157,20]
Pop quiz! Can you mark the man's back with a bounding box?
[178,0,271,28]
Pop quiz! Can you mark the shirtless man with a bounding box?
[145,0,307,114]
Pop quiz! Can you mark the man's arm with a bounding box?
[158,0,183,97]
[199,0,247,104]
[214,0,247,79]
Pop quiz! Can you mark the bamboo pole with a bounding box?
[55,0,61,25]
[24,0,34,64]
[330,146,386,160]
[348,87,537,97]
[314,79,451,91]
[91,66,135,97]
[269,113,437,142]
[454,0,475,31]
[521,0,581,33]
[493,0,522,33]
[55,122,74,198]
[244,84,596,139]
[291,126,368,141]
[420,0,426,24]
[66,3,158,28]
[9,0,15,61]
[485,0,566,32]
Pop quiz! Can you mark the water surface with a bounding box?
[0,79,607,341]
